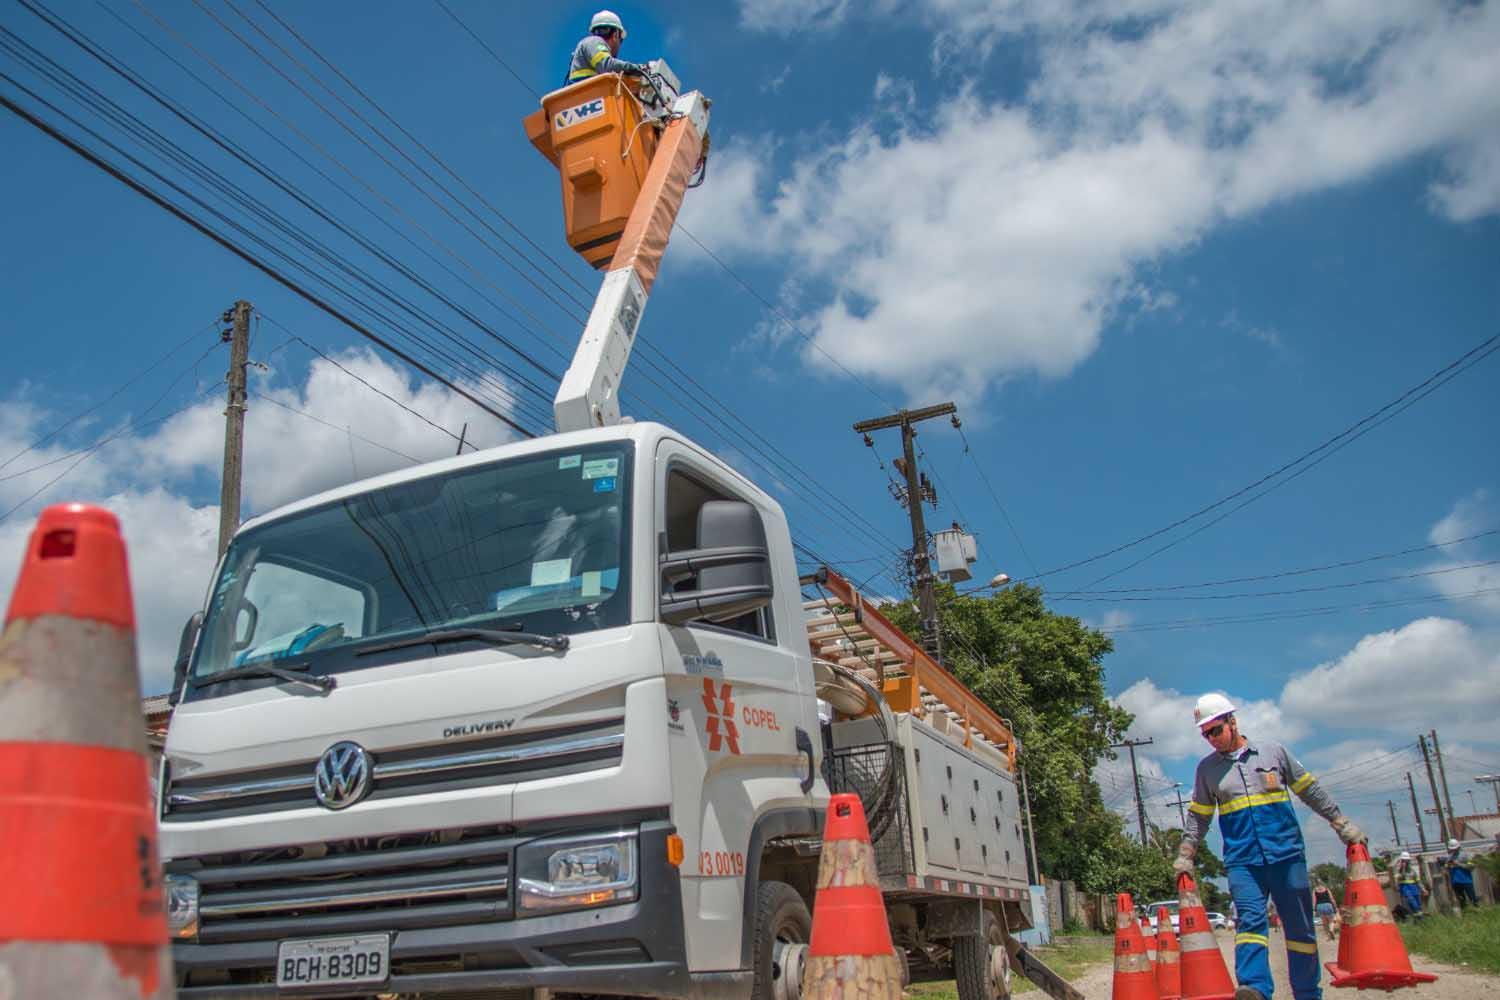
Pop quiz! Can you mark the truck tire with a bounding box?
[954,909,1012,1000]
[751,880,812,1000]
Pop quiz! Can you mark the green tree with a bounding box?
[882,581,1134,893]
[1311,861,1347,901]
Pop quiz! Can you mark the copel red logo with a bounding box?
[741,706,780,731]
[701,678,740,754]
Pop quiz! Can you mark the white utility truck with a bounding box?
[158,66,1066,1000]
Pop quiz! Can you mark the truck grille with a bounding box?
[172,826,517,944]
[163,717,625,820]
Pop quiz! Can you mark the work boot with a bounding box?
[1233,989,1268,1000]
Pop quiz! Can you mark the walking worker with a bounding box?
[566,10,647,85]
[1173,694,1365,1000]
[1443,838,1478,909]
[1394,851,1425,915]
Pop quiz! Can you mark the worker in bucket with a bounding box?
[1394,851,1426,916]
[566,10,648,85]
[1444,838,1479,909]
[1174,693,1365,1000]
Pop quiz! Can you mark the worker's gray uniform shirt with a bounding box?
[1183,738,1342,867]
[567,36,634,83]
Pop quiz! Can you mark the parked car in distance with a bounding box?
[1208,911,1232,930]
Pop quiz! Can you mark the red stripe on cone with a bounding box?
[1154,906,1182,1000]
[1324,843,1437,990]
[1176,874,1234,1000]
[1112,893,1160,1000]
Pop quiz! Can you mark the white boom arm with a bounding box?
[553,86,710,432]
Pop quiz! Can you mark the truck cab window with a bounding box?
[664,468,774,641]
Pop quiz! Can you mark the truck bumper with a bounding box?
[174,821,689,998]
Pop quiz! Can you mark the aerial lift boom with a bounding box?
[524,64,710,432]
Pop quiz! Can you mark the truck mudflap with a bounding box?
[1004,937,1085,1000]
[173,821,690,999]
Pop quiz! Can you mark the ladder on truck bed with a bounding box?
[801,566,1017,772]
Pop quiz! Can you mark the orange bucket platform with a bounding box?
[525,75,661,269]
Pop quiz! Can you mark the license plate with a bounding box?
[276,933,390,988]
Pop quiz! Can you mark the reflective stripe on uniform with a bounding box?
[1219,790,1291,814]
[1235,932,1269,948]
[569,68,596,80]
[1290,771,1315,793]
[1286,939,1318,955]
[1189,800,1216,816]
[589,47,610,67]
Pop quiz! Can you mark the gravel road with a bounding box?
[1058,927,1499,999]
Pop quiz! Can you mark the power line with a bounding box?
[249,391,422,464]
[1096,585,1500,634]
[1033,330,1500,586]
[1059,527,1500,595]
[955,424,1042,581]
[1057,559,1500,603]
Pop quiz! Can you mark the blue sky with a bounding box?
[2,1,1498,865]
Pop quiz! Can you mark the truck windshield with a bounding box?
[189,444,631,688]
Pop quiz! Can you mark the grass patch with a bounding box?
[907,935,1115,998]
[1399,906,1500,975]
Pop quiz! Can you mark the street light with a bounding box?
[989,573,1011,588]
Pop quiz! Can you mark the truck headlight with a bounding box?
[165,874,200,940]
[516,831,637,915]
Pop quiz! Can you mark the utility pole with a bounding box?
[1168,783,1190,830]
[1406,772,1428,852]
[853,402,957,659]
[217,300,252,557]
[1110,737,1155,845]
[1020,764,1041,885]
[1418,735,1448,842]
[1430,729,1457,825]
[1477,774,1500,812]
[1387,800,1402,848]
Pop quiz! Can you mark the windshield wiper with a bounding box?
[193,662,337,692]
[356,626,570,657]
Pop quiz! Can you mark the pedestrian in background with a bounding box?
[1394,852,1426,917]
[1175,694,1365,1000]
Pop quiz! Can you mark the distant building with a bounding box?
[1450,813,1500,844]
[142,694,171,761]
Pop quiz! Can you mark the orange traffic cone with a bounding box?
[1155,906,1183,1000]
[0,504,172,999]
[1177,874,1234,1000]
[1112,894,1159,1000]
[1141,916,1159,967]
[1325,843,1438,990]
[801,794,902,1000]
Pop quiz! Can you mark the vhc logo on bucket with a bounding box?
[555,98,606,130]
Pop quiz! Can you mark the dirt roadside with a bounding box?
[1056,927,1499,999]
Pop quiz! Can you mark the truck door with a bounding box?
[654,443,816,971]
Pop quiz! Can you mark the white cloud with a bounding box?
[1114,677,1303,761]
[0,349,520,693]
[1422,492,1500,614]
[738,0,850,33]
[1280,617,1500,746]
[702,1,1500,402]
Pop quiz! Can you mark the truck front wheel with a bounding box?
[953,909,1012,1000]
[751,880,812,1000]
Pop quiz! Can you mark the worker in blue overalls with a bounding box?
[1175,694,1366,1000]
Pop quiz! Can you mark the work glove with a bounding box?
[1173,839,1196,877]
[624,61,647,76]
[1332,816,1366,845]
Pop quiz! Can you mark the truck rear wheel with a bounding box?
[751,880,812,1000]
[954,909,1011,1000]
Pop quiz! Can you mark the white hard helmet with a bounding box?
[1447,838,1460,850]
[1193,693,1236,729]
[1400,851,1412,861]
[590,9,626,38]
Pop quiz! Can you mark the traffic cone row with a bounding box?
[0,505,173,998]
[801,794,902,1000]
[1141,916,1159,965]
[1112,893,1159,1000]
[1154,906,1182,1000]
[1176,874,1234,1000]
[1326,843,1438,991]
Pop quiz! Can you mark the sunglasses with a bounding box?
[1202,721,1230,739]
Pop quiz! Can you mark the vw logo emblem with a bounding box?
[314,741,372,810]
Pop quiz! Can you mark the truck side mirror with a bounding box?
[169,611,203,706]
[659,500,773,626]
